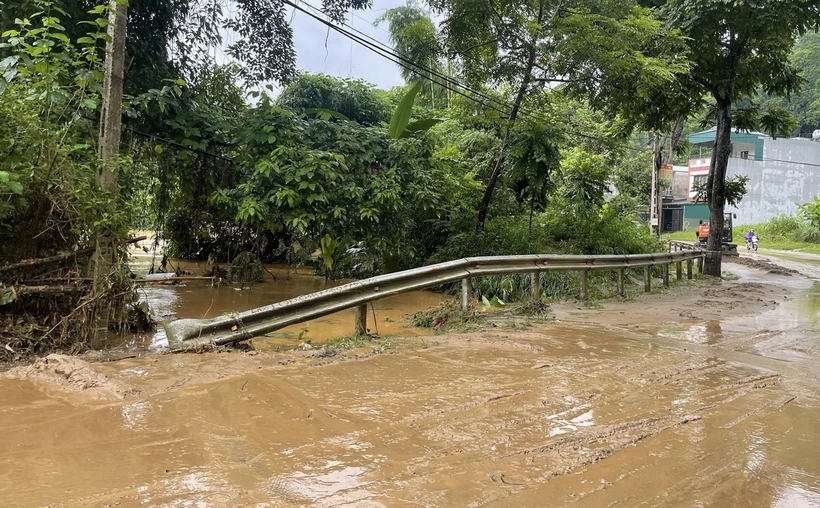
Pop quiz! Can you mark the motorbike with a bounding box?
[746,235,759,252]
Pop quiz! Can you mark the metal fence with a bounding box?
[165,251,705,347]
[669,240,704,252]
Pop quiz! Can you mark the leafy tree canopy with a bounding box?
[275,73,391,125]
[376,1,446,108]
[759,33,820,136]
[0,0,375,89]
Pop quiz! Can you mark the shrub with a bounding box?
[230,252,265,284]
[793,222,820,243]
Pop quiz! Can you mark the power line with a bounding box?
[297,1,513,111]
[290,0,517,118]
[287,0,650,155]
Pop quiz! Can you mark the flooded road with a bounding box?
[1,252,819,506]
[2,324,819,507]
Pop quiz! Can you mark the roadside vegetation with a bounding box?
[664,205,820,255]
[1,0,819,361]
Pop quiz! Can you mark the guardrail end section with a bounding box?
[165,318,212,348]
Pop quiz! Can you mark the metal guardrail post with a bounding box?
[580,270,589,301]
[355,304,368,336]
[531,272,540,300]
[697,256,704,274]
[676,261,682,281]
[461,277,472,311]
[663,264,670,288]
[617,269,625,297]
[644,266,651,293]
[687,259,693,279]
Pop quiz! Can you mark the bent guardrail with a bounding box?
[165,251,705,347]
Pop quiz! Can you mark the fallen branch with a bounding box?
[0,236,147,273]
[15,285,90,296]
[22,278,93,284]
[0,248,96,273]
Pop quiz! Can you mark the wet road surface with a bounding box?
[1,253,819,507]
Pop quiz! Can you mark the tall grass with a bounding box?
[665,214,820,252]
[740,214,820,245]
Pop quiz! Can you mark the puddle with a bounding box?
[657,274,820,375]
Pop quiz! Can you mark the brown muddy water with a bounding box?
[2,324,819,507]
[1,251,820,506]
[126,253,447,352]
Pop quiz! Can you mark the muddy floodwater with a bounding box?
[127,254,447,351]
[2,253,820,506]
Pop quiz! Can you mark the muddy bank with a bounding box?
[552,275,793,328]
[726,255,800,276]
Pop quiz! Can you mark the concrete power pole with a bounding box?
[649,133,662,236]
[92,0,128,341]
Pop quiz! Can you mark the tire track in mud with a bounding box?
[347,338,787,505]
[509,414,704,480]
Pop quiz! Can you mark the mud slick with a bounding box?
[726,255,801,276]
[1,257,820,507]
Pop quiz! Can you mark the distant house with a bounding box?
[663,128,820,230]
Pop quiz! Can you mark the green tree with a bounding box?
[376,1,446,108]
[1,0,375,87]
[759,33,820,136]
[558,147,611,217]
[652,0,820,275]
[613,149,653,205]
[276,73,390,125]
[427,0,689,231]
[506,120,563,231]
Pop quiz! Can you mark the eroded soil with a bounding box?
[1,263,819,507]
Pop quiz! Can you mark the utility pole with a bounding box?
[650,132,662,236]
[92,0,128,341]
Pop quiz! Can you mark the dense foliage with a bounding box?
[275,73,391,125]
[5,0,820,358]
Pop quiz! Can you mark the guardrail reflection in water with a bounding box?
[164,251,705,347]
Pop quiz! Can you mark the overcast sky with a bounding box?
[288,0,409,92]
[214,0,429,98]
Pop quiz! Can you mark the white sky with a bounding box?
[291,0,408,91]
[217,0,412,97]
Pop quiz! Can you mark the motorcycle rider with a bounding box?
[745,229,757,249]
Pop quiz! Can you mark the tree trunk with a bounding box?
[91,0,128,340]
[528,195,535,236]
[650,133,662,236]
[704,97,732,277]
[475,45,536,232]
[665,118,685,165]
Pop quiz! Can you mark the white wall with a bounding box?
[723,139,820,225]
